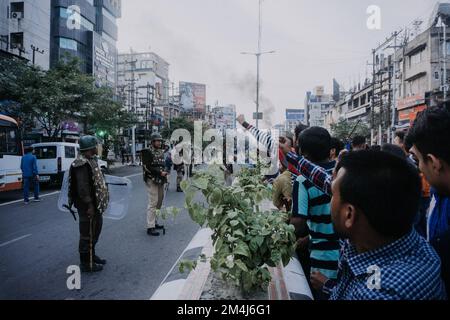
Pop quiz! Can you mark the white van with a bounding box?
[32,142,108,185]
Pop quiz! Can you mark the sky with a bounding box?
[117,0,440,128]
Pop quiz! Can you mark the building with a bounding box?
[285,108,305,133]
[0,0,51,69]
[305,86,335,127]
[212,104,236,130]
[179,81,207,121]
[116,51,171,150]
[49,0,122,88]
[273,124,286,136]
[117,51,170,128]
[395,2,450,129]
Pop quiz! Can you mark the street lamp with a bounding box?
[240,0,275,129]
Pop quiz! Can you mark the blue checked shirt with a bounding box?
[330,229,447,300]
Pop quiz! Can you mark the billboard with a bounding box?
[179,82,206,111]
[286,109,305,122]
[93,32,117,88]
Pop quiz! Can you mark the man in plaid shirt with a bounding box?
[238,116,446,300]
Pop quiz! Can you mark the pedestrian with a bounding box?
[329,151,446,300]
[330,137,345,161]
[142,133,167,236]
[68,136,108,273]
[121,145,126,165]
[21,146,40,204]
[272,160,292,212]
[351,135,367,151]
[406,105,450,297]
[291,127,339,300]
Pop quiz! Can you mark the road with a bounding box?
[0,166,200,300]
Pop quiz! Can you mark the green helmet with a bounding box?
[151,133,163,142]
[79,135,98,152]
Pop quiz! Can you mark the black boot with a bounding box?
[94,255,107,265]
[147,228,160,236]
[80,263,104,273]
[80,253,104,272]
[155,223,165,230]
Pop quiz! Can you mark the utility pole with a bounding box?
[119,50,139,164]
[438,16,448,101]
[241,0,275,129]
[386,31,404,142]
[370,49,376,145]
[30,45,44,65]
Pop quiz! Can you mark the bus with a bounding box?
[0,115,23,192]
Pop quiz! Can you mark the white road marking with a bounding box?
[0,234,32,248]
[0,191,61,207]
[124,173,142,179]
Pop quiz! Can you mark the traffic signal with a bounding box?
[97,130,106,138]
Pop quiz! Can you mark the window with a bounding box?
[0,127,19,155]
[435,71,440,80]
[9,32,23,50]
[410,50,423,66]
[10,2,24,17]
[59,37,78,51]
[64,146,76,158]
[102,8,116,21]
[35,146,57,159]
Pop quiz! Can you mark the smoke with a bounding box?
[229,72,274,128]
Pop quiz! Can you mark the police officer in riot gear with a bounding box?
[142,133,167,236]
[68,136,109,272]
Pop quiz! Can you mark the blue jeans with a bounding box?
[23,176,39,201]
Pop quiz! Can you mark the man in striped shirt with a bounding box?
[292,127,339,300]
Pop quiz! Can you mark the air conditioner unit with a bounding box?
[10,11,23,19]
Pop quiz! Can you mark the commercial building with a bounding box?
[212,104,236,130]
[0,0,51,69]
[305,86,335,127]
[117,51,170,128]
[285,108,305,133]
[49,0,121,88]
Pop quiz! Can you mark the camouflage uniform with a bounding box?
[68,155,109,267]
[142,145,167,229]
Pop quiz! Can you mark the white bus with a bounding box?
[0,115,23,192]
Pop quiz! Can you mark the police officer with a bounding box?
[68,136,109,272]
[142,133,167,236]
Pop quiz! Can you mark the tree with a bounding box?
[161,116,195,140]
[1,56,136,143]
[330,118,370,142]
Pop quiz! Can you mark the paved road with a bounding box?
[0,166,200,300]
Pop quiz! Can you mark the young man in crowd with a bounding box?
[406,105,450,297]
[292,127,340,300]
[328,150,446,299]
[330,137,345,162]
[351,136,367,151]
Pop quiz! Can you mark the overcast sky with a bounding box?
[117,0,440,128]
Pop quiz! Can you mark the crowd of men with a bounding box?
[238,102,450,300]
[41,100,449,300]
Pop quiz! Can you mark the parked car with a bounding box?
[32,142,108,185]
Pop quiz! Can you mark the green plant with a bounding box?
[179,164,296,293]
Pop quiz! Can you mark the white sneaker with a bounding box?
[33,198,41,202]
